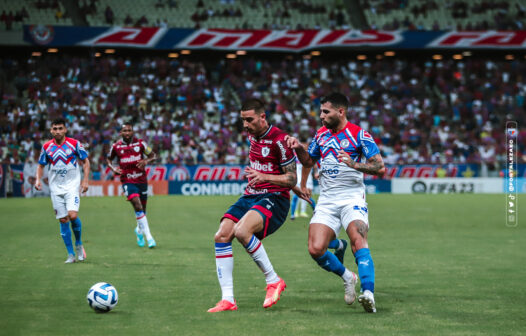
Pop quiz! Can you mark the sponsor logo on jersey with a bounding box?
[262,140,273,144]
[250,160,273,172]
[276,141,287,161]
[127,172,144,179]
[121,155,142,163]
[261,147,270,157]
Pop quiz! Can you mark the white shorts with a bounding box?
[51,192,80,219]
[310,197,369,236]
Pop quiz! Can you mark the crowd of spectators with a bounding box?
[0,52,525,178]
[364,0,526,31]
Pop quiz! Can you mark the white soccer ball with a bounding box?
[86,282,118,313]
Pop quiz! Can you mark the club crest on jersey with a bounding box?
[134,146,140,152]
[261,147,270,157]
[340,139,350,149]
[65,148,72,155]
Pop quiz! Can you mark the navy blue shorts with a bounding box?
[223,193,290,240]
[122,183,148,201]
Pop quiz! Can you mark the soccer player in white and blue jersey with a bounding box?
[286,93,385,313]
[35,118,90,264]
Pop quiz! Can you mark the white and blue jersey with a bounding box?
[39,137,88,195]
[308,122,379,201]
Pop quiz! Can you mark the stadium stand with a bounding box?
[1,52,524,178]
[361,0,526,30]
[0,0,71,31]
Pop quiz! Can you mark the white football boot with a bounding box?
[343,271,358,304]
[358,290,376,313]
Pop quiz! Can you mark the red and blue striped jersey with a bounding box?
[245,125,295,198]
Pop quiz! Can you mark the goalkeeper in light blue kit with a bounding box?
[286,92,385,313]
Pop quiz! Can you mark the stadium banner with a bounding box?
[169,181,248,196]
[94,163,487,182]
[86,180,168,197]
[23,26,526,50]
[392,178,503,194]
[168,179,391,195]
[0,164,6,198]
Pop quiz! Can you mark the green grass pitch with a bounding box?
[0,194,525,335]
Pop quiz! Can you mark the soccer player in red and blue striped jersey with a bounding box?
[208,98,309,312]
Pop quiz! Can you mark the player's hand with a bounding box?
[300,186,312,199]
[292,186,312,204]
[34,180,42,191]
[245,167,265,187]
[337,150,355,167]
[113,167,122,175]
[80,180,89,193]
[284,135,301,149]
[137,160,147,169]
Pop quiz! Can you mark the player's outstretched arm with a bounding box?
[337,151,386,177]
[245,161,297,188]
[284,135,317,168]
[300,165,313,198]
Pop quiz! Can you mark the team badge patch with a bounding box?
[65,148,72,155]
[340,139,350,149]
[134,146,140,152]
[261,147,270,157]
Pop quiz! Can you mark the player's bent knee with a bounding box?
[308,243,327,259]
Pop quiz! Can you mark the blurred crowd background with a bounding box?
[1,0,525,180]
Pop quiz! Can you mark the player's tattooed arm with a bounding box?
[338,151,386,177]
[282,160,298,187]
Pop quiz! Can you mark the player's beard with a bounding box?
[322,117,339,131]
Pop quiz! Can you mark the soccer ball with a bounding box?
[86,282,118,313]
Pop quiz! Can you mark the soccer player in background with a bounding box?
[208,98,310,313]
[286,92,385,313]
[107,122,157,248]
[35,118,90,263]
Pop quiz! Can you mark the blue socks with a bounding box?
[60,222,75,255]
[309,197,316,209]
[314,251,345,276]
[355,248,375,293]
[290,194,299,216]
[327,239,342,249]
[71,218,82,246]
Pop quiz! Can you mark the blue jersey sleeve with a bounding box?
[358,130,380,159]
[76,142,89,160]
[38,147,48,165]
[307,137,321,161]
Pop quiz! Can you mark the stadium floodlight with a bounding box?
[181,50,191,55]
[384,51,395,57]
[452,54,463,60]
[310,50,321,56]
[505,54,514,60]
[94,53,101,57]
[236,50,247,55]
[432,54,443,60]
[105,49,115,54]
[168,53,179,58]
[226,53,236,59]
[31,52,42,57]
[357,55,367,60]
[462,51,472,56]
[47,48,58,53]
